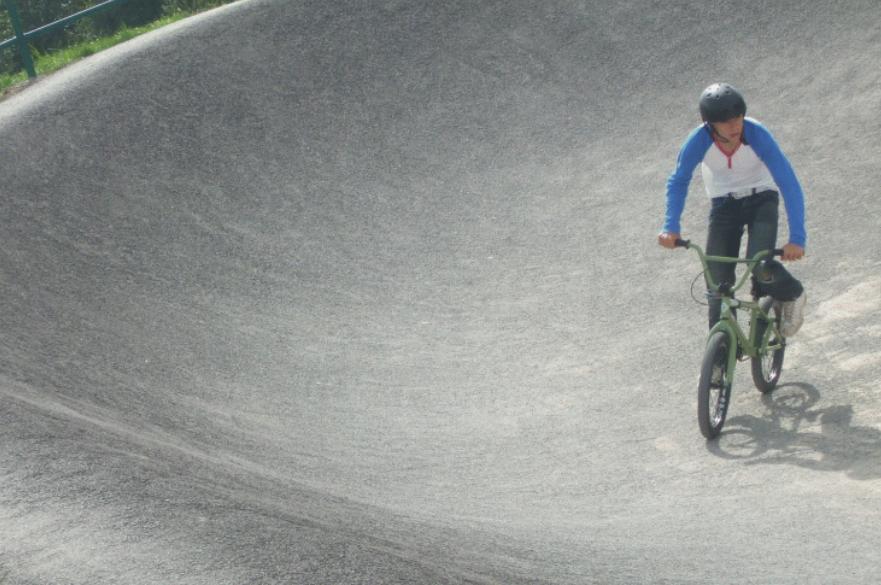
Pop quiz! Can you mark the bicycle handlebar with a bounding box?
[675,239,785,296]
[675,238,784,257]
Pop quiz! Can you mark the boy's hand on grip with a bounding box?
[658,232,681,249]
[782,243,804,261]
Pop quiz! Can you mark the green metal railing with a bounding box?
[1,0,133,79]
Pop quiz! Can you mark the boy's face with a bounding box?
[712,115,745,143]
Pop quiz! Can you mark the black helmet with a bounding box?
[699,83,746,123]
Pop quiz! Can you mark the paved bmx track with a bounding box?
[2,1,881,583]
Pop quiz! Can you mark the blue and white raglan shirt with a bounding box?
[663,117,807,247]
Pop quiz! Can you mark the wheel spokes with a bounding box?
[710,363,728,425]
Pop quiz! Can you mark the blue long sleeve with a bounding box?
[745,122,807,247]
[663,126,713,234]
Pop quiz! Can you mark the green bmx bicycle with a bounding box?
[676,239,787,440]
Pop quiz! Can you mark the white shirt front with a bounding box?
[700,139,777,198]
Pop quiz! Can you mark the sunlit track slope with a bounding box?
[2,0,881,583]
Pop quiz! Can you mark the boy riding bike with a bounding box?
[658,83,807,335]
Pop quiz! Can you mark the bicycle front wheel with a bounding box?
[698,331,733,440]
[751,296,786,394]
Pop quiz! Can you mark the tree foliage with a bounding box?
[1,0,233,74]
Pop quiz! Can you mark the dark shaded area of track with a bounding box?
[2,1,881,583]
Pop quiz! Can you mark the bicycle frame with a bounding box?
[676,240,785,368]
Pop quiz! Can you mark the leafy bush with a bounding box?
[1,0,235,75]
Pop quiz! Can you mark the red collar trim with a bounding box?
[713,136,742,169]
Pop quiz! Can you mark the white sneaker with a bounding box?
[781,292,807,337]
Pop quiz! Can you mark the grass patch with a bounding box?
[0,11,190,97]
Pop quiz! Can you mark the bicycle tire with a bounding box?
[751,296,786,393]
[698,331,733,440]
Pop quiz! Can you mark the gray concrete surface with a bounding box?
[2,0,881,582]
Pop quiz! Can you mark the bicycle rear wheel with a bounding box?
[751,296,786,394]
[698,331,733,440]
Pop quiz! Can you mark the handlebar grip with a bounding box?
[773,248,785,257]
[675,238,691,248]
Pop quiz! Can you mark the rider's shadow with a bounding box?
[708,383,881,480]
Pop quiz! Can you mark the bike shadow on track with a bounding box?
[707,382,881,480]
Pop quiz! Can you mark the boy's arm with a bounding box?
[748,121,807,248]
[663,126,712,235]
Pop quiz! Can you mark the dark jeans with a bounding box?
[705,190,802,328]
